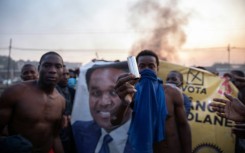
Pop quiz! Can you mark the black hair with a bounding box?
[39,51,63,65]
[195,66,207,70]
[231,70,245,77]
[21,64,37,73]
[85,61,128,87]
[169,70,183,82]
[136,50,159,66]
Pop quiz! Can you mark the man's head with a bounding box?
[69,69,76,78]
[38,51,64,88]
[230,70,245,90]
[136,50,159,73]
[86,62,129,131]
[231,70,244,77]
[166,70,183,88]
[21,64,39,81]
[223,73,232,80]
[58,66,70,88]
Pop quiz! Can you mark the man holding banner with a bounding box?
[114,50,192,153]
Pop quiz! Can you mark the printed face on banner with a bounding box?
[88,68,125,130]
[71,62,132,153]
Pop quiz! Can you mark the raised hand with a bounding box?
[110,73,138,126]
[210,93,245,122]
[114,73,138,104]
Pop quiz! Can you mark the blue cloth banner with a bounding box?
[128,69,168,153]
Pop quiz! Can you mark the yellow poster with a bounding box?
[158,61,238,153]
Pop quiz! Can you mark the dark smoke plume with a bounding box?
[129,0,189,62]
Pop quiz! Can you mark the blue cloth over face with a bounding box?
[128,69,168,153]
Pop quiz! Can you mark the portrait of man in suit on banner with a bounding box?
[71,61,133,153]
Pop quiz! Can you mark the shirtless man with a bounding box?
[0,51,65,153]
[166,70,192,117]
[21,64,39,81]
[114,50,192,153]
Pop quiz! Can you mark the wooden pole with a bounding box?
[7,38,12,85]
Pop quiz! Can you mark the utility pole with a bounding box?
[227,44,230,65]
[227,44,230,71]
[7,38,12,85]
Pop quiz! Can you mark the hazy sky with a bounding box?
[0,0,244,66]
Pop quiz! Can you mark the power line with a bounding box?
[0,46,244,52]
[0,46,129,54]
[0,31,136,35]
[0,46,245,56]
[181,47,245,51]
[11,47,127,52]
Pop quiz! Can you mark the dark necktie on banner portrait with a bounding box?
[99,134,113,153]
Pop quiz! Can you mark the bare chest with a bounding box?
[14,92,63,123]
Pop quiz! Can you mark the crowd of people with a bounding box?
[0,50,244,153]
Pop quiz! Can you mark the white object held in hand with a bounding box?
[127,56,140,78]
[124,56,140,103]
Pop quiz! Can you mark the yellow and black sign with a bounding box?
[158,61,238,153]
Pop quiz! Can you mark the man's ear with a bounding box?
[178,82,183,87]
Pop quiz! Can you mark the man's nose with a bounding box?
[100,93,111,105]
[26,72,32,76]
[49,66,57,73]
